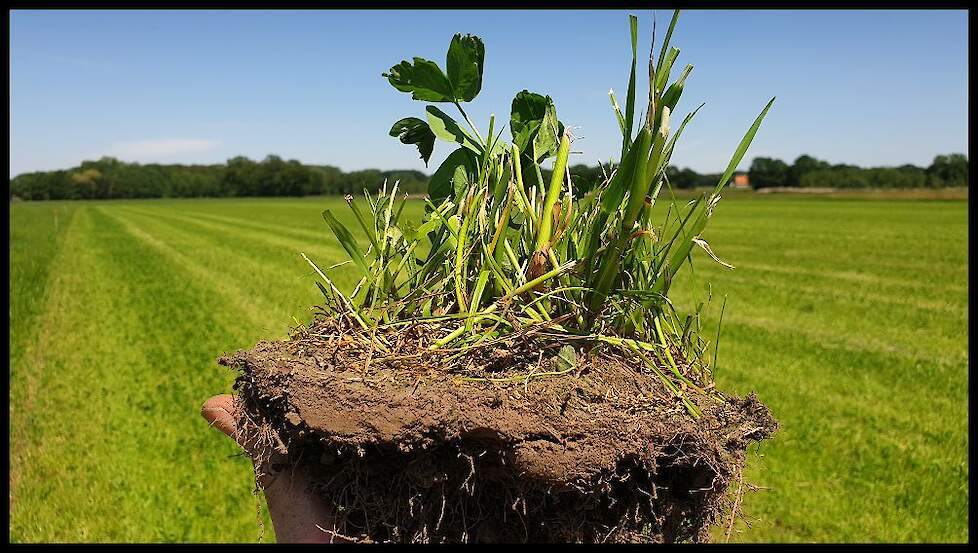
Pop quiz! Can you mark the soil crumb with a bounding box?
[220,315,777,543]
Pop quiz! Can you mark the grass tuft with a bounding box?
[310,11,774,417]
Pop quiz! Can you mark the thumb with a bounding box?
[201,393,281,463]
[201,394,240,440]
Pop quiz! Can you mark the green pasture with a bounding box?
[8,194,968,542]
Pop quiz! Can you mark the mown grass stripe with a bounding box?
[734,312,963,368]
[9,204,81,519]
[733,261,969,297]
[107,207,344,325]
[115,205,351,261]
[686,237,967,282]
[13,205,274,542]
[97,207,275,331]
[691,262,968,321]
[713,320,964,421]
[705,322,966,543]
[113,205,383,300]
[157,207,347,245]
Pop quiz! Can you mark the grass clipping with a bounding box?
[219,11,777,543]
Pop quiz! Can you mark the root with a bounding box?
[723,466,744,542]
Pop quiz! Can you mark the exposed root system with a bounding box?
[220,315,777,543]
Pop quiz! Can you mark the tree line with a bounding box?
[746,153,968,189]
[9,152,968,201]
[8,155,428,201]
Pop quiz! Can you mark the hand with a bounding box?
[200,394,350,543]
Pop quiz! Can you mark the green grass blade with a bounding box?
[609,90,627,136]
[302,252,369,329]
[656,9,681,78]
[344,196,381,256]
[322,209,372,280]
[654,47,680,99]
[622,14,639,154]
[713,96,776,195]
[661,63,692,113]
[535,132,571,251]
[712,294,727,373]
[466,268,490,332]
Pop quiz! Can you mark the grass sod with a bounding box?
[7,195,967,542]
[216,12,782,542]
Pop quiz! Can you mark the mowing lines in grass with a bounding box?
[111,206,348,327]
[116,205,352,268]
[100,207,276,332]
[11,206,274,541]
[8,195,967,543]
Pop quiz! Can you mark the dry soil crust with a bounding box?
[221,323,776,543]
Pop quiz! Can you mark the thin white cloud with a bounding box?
[107,138,220,160]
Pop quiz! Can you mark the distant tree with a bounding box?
[69,168,102,199]
[379,169,427,194]
[748,157,789,189]
[224,156,259,196]
[927,153,968,188]
[663,165,702,189]
[309,165,343,195]
[788,154,830,187]
[337,169,385,195]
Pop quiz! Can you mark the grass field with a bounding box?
[8,194,968,542]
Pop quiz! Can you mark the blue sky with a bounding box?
[9,9,969,178]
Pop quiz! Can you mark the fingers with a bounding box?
[201,394,240,441]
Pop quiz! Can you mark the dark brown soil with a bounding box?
[220,315,777,543]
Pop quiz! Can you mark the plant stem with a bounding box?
[534,132,571,252]
[454,101,485,147]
